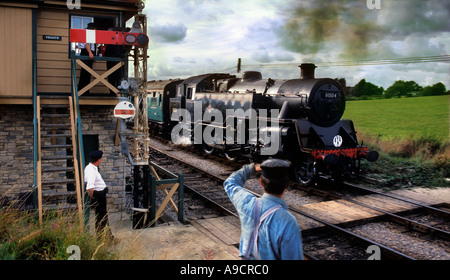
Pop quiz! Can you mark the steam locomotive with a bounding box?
[146,64,378,186]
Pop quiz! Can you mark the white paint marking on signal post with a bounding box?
[86,30,96,43]
[114,101,135,119]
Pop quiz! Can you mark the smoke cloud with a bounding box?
[279,0,450,60]
[149,23,187,43]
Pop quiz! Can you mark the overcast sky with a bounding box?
[139,0,449,89]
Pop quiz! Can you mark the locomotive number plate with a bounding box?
[322,91,338,99]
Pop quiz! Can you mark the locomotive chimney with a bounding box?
[299,63,316,79]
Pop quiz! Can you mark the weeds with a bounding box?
[359,134,450,190]
[0,206,116,260]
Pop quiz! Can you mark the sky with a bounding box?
[137,0,450,89]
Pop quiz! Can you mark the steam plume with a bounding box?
[279,0,449,60]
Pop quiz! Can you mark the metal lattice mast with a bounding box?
[130,2,149,165]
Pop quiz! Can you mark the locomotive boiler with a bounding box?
[146,64,379,186]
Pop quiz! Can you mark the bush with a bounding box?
[419,82,447,96]
[350,79,384,97]
[384,80,422,98]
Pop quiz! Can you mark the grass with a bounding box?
[342,95,450,189]
[343,95,449,142]
[0,205,116,260]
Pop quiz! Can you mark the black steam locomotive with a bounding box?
[146,64,378,185]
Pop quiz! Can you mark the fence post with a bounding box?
[178,173,184,223]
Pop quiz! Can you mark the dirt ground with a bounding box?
[107,213,240,260]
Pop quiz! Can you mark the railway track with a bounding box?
[145,138,450,260]
[149,145,237,217]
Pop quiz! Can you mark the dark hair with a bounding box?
[89,156,101,163]
[88,150,103,163]
[260,175,288,195]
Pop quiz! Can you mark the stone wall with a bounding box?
[0,104,131,212]
[80,106,131,212]
[0,105,35,199]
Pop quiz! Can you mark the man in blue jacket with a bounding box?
[223,159,303,260]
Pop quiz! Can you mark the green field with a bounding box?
[342,95,449,142]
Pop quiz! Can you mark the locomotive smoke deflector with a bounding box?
[299,63,317,80]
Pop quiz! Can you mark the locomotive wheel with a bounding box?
[293,162,316,187]
[202,143,215,155]
[224,150,239,161]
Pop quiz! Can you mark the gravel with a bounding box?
[349,222,450,260]
[147,137,450,260]
[149,138,233,178]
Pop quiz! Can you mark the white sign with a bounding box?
[114,101,135,119]
[333,135,343,147]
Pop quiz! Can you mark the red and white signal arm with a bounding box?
[70,29,149,47]
[114,101,135,119]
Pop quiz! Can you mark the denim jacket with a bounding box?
[223,164,304,260]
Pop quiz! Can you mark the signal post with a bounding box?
[111,2,184,229]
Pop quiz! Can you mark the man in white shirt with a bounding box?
[84,150,112,238]
[77,22,96,95]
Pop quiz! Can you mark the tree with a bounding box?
[334,78,347,87]
[335,78,350,96]
[384,80,422,98]
[419,82,447,96]
[350,79,384,97]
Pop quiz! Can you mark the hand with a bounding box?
[254,163,262,172]
[89,52,94,60]
[87,189,94,198]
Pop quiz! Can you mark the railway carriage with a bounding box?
[147,79,182,136]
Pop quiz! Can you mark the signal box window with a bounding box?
[70,16,94,55]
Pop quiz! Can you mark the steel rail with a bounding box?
[288,206,416,260]
[147,143,417,259]
[242,188,416,260]
[341,180,450,219]
[149,146,237,217]
[296,180,450,241]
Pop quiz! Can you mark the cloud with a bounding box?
[149,23,187,43]
[142,0,449,89]
[277,0,450,60]
[273,52,295,62]
[173,56,196,64]
[377,0,450,37]
[251,49,273,63]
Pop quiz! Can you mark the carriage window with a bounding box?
[150,98,157,108]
